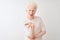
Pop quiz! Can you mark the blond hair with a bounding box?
[26,1,37,9]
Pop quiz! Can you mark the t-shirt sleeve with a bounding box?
[40,18,46,31]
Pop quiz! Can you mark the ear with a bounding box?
[26,10,27,12]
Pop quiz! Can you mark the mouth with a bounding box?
[30,14,33,16]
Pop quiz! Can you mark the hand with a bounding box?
[25,22,31,28]
[30,23,35,29]
[28,35,36,39]
[29,38,35,40]
[25,22,35,28]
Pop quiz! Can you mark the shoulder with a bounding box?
[35,16,42,20]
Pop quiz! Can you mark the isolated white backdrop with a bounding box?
[0,0,60,40]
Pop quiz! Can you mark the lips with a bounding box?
[30,14,33,16]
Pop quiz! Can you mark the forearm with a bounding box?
[35,30,46,38]
[28,27,35,39]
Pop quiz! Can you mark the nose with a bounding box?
[30,10,34,13]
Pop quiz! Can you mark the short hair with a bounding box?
[26,1,37,9]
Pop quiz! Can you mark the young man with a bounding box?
[24,2,46,40]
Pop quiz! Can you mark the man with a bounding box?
[24,2,46,40]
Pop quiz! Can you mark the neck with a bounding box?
[27,15,34,20]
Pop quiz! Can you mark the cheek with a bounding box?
[29,10,35,13]
[26,10,36,15]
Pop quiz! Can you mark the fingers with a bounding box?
[29,38,35,40]
[25,22,31,28]
[29,23,35,28]
[28,35,35,39]
[25,22,35,28]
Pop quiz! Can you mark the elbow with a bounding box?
[43,30,46,35]
[44,30,46,34]
[42,30,46,35]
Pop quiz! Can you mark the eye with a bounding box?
[29,10,31,11]
[29,9,35,12]
[32,10,35,12]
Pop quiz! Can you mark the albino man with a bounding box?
[24,1,46,40]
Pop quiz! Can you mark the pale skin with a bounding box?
[25,4,46,40]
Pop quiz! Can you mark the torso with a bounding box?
[24,16,43,40]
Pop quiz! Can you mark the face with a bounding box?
[26,6,37,16]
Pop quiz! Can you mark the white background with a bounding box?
[0,0,60,40]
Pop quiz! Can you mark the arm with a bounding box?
[35,28,46,38]
[35,18,46,38]
[27,23,36,39]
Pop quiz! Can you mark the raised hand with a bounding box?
[25,22,35,29]
[25,22,36,40]
[28,35,36,40]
